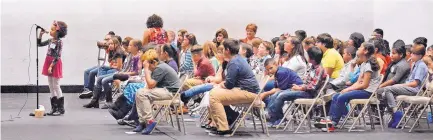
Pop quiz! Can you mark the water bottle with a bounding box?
[427,106,432,123]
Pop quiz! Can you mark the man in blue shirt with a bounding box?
[208,39,260,136]
[381,44,428,128]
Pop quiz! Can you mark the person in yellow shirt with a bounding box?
[316,33,345,79]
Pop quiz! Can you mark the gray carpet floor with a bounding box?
[1,93,432,140]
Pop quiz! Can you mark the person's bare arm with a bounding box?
[324,67,335,77]
[142,29,151,46]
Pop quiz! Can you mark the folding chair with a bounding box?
[281,75,330,133]
[146,75,190,135]
[399,91,433,132]
[387,73,429,124]
[339,75,384,132]
[230,75,270,136]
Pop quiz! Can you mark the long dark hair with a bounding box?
[162,43,179,67]
[362,42,380,71]
[277,40,286,56]
[287,37,307,65]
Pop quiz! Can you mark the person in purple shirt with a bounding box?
[160,44,179,72]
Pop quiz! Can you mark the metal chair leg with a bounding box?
[340,104,356,129]
[276,103,294,129]
[399,104,416,129]
[180,103,187,135]
[376,104,384,131]
[283,105,300,131]
[409,105,428,132]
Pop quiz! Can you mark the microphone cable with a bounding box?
[1,24,34,122]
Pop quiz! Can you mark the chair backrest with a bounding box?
[315,74,330,99]
[417,72,430,97]
[369,74,385,102]
[257,75,270,94]
[172,75,190,100]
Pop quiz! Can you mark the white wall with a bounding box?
[1,0,432,85]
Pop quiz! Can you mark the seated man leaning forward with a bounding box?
[133,49,181,135]
[208,39,260,136]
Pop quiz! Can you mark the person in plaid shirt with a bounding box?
[266,46,326,126]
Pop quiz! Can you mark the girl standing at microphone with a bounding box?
[37,20,68,116]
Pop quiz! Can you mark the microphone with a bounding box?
[35,24,48,33]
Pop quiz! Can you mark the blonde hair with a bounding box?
[141,49,158,64]
[203,41,217,58]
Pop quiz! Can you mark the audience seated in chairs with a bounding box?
[83,37,125,109]
[315,42,382,131]
[377,44,428,128]
[80,32,116,98]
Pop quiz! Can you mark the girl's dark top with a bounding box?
[37,38,62,65]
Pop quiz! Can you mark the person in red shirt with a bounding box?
[178,45,215,113]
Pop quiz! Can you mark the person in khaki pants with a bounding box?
[133,49,181,135]
[207,39,260,136]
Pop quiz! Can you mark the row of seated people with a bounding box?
[76,21,431,136]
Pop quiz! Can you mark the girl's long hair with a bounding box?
[287,37,308,65]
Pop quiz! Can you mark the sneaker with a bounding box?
[314,119,334,130]
[142,120,157,135]
[390,111,403,128]
[117,119,127,125]
[205,126,217,133]
[82,88,91,94]
[124,120,137,128]
[133,123,146,132]
[79,90,93,99]
[208,130,232,137]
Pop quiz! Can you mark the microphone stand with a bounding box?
[29,26,43,116]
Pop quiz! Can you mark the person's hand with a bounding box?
[346,81,352,86]
[291,84,302,91]
[143,60,150,70]
[259,94,267,100]
[341,88,350,94]
[205,77,211,83]
[48,66,53,74]
[39,29,47,37]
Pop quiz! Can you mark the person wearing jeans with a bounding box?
[83,37,124,108]
[328,90,371,123]
[315,41,381,131]
[81,33,116,96]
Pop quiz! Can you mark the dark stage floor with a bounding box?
[1,93,432,140]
